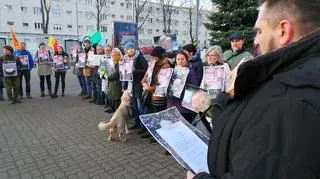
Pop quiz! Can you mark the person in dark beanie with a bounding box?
[0,45,22,104]
[140,46,171,142]
[182,44,203,86]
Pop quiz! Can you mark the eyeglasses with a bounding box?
[207,54,219,57]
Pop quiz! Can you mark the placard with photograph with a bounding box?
[119,56,133,81]
[201,66,226,99]
[2,61,18,77]
[18,55,29,70]
[38,50,51,64]
[53,55,64,70]
[168,67,190,98]
[181,84,211,113]
[154,68,174,97]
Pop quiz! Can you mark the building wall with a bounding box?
[0,0,212,54]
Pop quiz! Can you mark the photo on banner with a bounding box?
[181,84,211,113]
[119,56,133,81]
[2,61,17,77]
[146,60,156,85]
[78,53,86,68]
[168,67,190,98]
[19,55,29,70]
[87,54,103,67]
[53,55,64,70]
[154,68,174,97]
[101,56,115,76]
[38,50,51,64]
[140,107,209,174]
[201,66,226,99]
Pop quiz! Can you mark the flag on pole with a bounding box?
[9,26,20,50]
[48,35,54,48]
[53,39,59,54]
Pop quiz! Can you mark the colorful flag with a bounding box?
[48,35,54,48]
[9,26,20,50]
[53,39,59,54]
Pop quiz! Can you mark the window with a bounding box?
[147,29,152,34]
[120,15,124,19]
[78,25,84,29]
[156,7,160,11]
[100,26,107,32]
[148,18,153,23]
[21,6,27,12]
[5,5,13,10]
[34,22,43,29]
[7,21,14,25]
[85,0,92,5]
[127,16,132,21]
[138,16,144,22]
[111,1,115,5]
[86,25,94,31]
[52,9,61,17]
[120,3,124,6]
[183,31,188,35]
[156,18,160,23]
[67,24,72,28]
[22,23,29,27]
[126,3,131,8]
[101,13,108,20]
[33,7,41,15]
[53,24,62,31]
[139,28,144,34]
[183,21,187,26]
[78,11,83,16]
[156,29,159,33]
[174,20,179,26]
[85,11,94,19]
[66,10,72,15]
[111,14,116,18]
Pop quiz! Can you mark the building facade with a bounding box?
[0,0,211,54]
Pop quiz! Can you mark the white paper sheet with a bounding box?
[157,121,209,173]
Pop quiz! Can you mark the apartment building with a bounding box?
[0,0,211,54]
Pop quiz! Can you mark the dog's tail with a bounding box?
[98,121,114,131]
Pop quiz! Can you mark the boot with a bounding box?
[40,91,45,97]
[62,91,65,97]
[48,90,53,97]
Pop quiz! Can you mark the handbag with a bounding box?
[140,90,152,107]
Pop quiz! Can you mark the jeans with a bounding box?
[0,88,3,99]
[85,76,92,97]
[91,79,97,101]
[39,75,52,92]
[5,78,20,101]
[19,70,31,96]
[132,97,144,127]
[54,71,66,94]
[96,78,105,104]
[77,75,87,94]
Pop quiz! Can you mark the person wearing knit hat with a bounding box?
[222,32,253,70]
[0,45,23,104]
[121,41,148,130]
[150,46,166,59]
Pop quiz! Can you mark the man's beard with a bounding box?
[256,37,277,56]
[232,46,243,53]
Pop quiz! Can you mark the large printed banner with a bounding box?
[112,22,138,48]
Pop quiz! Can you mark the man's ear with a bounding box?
[278,20,294,46]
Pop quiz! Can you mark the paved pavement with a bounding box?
[0,70,185,179]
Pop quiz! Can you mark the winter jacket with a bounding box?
[107,64,122,100]
[194,29,320,179]
[35,50,53,76]
[223,48,252,70]
[141,58,171,101]
[132,51,148,98]
[0,55,22,79]
[189,52,203,86]
[13,49,34,71]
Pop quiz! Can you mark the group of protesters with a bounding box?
[66,32,252,147]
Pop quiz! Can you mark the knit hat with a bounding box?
[229,32,243,41]
[151,46,166,58]
[3,45,14,53]
[124,42,136,50]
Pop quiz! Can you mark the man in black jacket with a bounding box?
[190,0,320,178]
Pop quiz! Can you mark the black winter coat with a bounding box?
[194,29,320,179]
[132,51,148,98]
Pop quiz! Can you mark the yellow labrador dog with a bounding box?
[98,91,132,142]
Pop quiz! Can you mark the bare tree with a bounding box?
[188,6,194,43]
[40,0,51,34]
[158,0,184,35]
[93,0,107,31]
[125,0,152,30]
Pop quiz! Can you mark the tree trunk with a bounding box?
[189,7,193,43]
